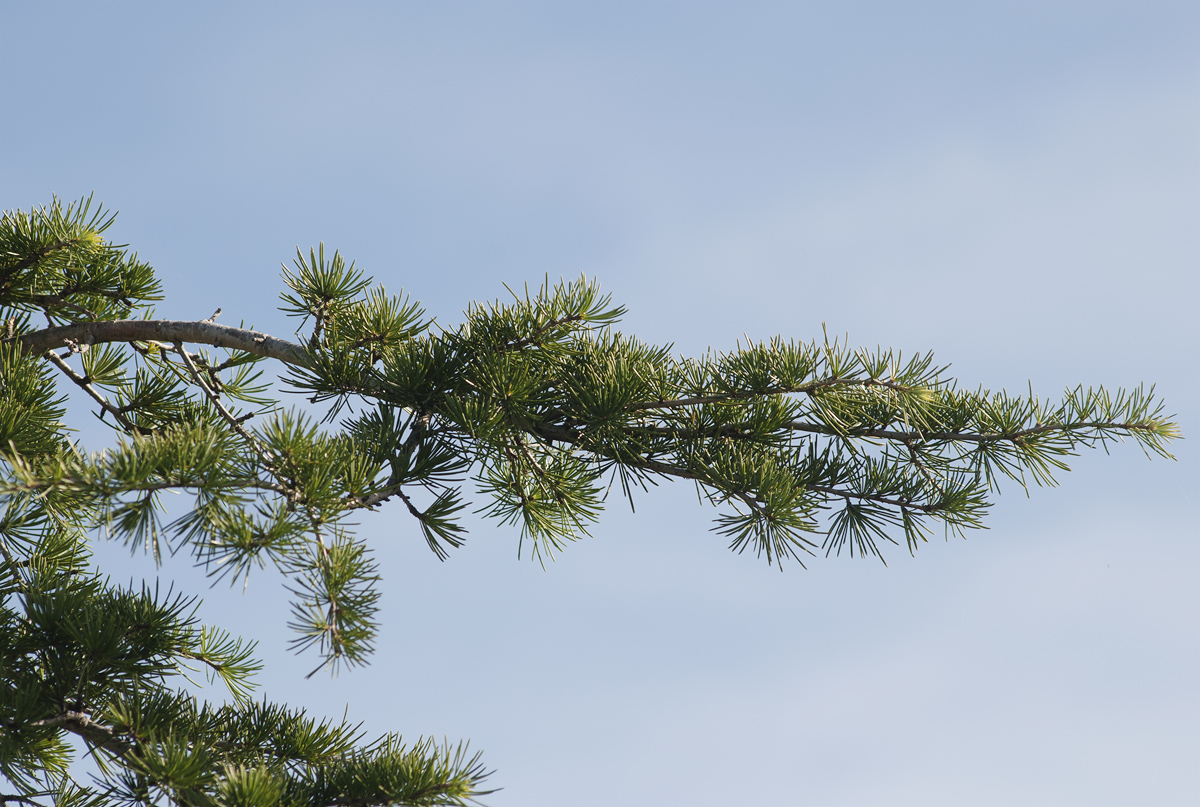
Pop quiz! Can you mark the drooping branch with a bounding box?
[170,341,278,470]
[11,320,309,367]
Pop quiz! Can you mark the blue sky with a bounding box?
[2,2,1197,805]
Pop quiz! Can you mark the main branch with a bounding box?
[12,320,309,367]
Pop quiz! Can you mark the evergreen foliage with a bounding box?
[0,197,1180,805]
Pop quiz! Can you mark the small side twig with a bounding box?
[172,342,276,469]
[32,295,97,321]
[904,439,948,498]
[42,350,149,434]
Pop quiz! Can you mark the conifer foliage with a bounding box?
[0,198,1180,805]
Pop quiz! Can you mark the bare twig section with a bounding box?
[527,423,581,445]
[42,350,149,434]
[12,320,309,367]
[394,488,425,520]
[29,711,131,756]
[351,481,409,510]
